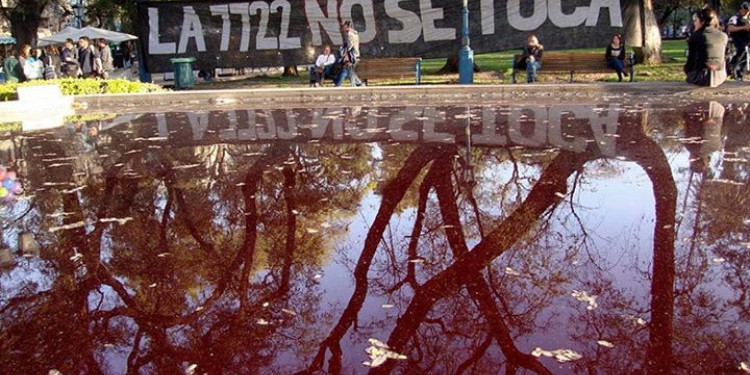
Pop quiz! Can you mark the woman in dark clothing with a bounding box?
[605,33,627,82]
[684,8,728,87]
[517,34,544,83]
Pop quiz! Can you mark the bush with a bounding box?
[0,78,164,101]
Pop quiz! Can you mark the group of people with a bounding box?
[308,20,363,87]
[513,3,750,87]
[2,37,115,83]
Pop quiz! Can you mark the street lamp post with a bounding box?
[458,0,474,84]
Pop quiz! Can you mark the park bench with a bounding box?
[512,51,635,83]
[355,57,423,85]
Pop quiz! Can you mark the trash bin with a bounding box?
[170,57,197,89]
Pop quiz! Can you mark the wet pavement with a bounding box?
[0,100,749,375]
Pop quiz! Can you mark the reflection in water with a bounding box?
[0,102,749,375]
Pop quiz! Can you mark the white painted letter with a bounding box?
[305,0,343,46]
[420,0,455,41]
[548,0,588,28]
[271,0,302,49]
[148,8,177,54]
[507,0,547,31]
[210,5,231,51]
[178,6,207,53]
[229,3,251,52]
[480,0,495,35]
[586,0,623,27]
[384,0,421,43]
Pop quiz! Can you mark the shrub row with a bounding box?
[0,78,164,101]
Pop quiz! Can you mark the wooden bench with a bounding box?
[512,51,635,83]
[356,57,422,85]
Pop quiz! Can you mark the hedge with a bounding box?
[0,78,164,101]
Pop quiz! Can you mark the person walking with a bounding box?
[685,8,728,87]
[334,21,363,87]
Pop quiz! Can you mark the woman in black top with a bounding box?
[684,8,728,87]
[517,34,544,83]
[605,33,627,82]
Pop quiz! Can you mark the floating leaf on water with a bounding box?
[173,163,202,170]
[597,340,614,348]
[504,267,521,276]
[368,338,389,349]
[531,347,547,357]
[368,355,388,368]
[571,290,599,310]
[99,217,133,225]
[552,349,582,363]
[50,221,87,233]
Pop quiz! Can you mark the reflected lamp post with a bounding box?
[458,0,474,84]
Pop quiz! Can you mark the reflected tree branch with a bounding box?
[368,150,591,375]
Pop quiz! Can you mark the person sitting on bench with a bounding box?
[516,34,544,83]
[309,45,336,87]
[605,33,628,82]
[685,8,728,87]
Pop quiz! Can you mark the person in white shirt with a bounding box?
[309,45,336,87]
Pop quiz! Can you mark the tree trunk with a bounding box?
[623,0,644,49]
[9,8,43,47]
[642,0,663,64]
[282,65,299,77]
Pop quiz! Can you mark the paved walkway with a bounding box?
[76,81,749,114]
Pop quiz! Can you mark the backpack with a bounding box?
[43,56,57,80]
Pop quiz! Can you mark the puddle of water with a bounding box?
[0,101,749,375]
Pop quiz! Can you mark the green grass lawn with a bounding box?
[195,39,689,88]
[418,39,688,84]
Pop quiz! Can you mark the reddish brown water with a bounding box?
[0,101,749,375]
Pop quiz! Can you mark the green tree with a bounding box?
[0,0,70,47]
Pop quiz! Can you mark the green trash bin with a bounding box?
[170,57,197,89]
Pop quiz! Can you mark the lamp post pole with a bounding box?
[458,0,474,84]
